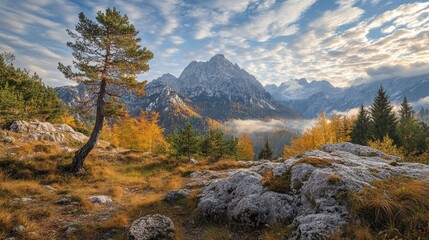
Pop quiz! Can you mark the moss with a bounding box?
[389,161,398,166]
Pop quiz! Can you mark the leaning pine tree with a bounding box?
[58,8,153,173]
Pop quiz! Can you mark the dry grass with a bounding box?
[0,140,258,239]
[326,174,341,184]
[346,177,429,239]
[261,169,293,193]
[294,157,333,167]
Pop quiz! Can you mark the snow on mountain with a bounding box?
[266,74,429,118]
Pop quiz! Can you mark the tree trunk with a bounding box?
[70,80,107,173]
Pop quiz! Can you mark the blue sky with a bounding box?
[0,0,428,87]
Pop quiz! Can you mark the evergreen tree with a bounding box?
[399,97,413,123]
[369,86,398,143]
[0,53,63,126]
[205,129,225,161]
[350,105,371,145]
[258,140,273,160]
[397,97,427,155]
[169,123,200,160]
[58,8,153,173]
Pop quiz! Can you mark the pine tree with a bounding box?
[58,8,153,173]
[350,105,371,145]
[399,97,413,123]
[0,53,63,126]
[205,129,225,161]
[169,123,200,160]
[397,97,426,155]
[369,86,398,143]
[258,140,273,160]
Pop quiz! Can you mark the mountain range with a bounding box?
[56,54,429,132]
[266,74,429,118]
[56,54,300,133]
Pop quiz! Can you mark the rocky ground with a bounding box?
[1,121,429,240]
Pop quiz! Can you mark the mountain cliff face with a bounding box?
[55,54,299,132]
[266,74,429,118]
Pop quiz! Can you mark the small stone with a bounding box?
[129,214,175,240]
[13,225,25,232]
[56,198,71,205]
[88,195,113,204]
[164,189,191,203]
[21,198,34,203]
[65,226,77,235]
[189,158,198,165]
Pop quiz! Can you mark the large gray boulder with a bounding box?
[9,120,87,143]
[196,143,429,239]
[129,214,175,240]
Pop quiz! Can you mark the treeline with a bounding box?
[168,123,255,161]
[283,86,429,163]
[0,53,63,126]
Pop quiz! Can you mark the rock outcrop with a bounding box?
[9,120,87,143]
[129,214,175,240]
[196,143,429,239]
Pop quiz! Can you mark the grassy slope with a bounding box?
[0,140,287,240]
[1,139,428,240]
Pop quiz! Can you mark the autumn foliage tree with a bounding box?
[102,112,167,152]
[58,8,153,173]
[236,134,254,161]
[283,112,353,158]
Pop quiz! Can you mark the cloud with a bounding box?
[220,0,316,42]
[222,118,316,134]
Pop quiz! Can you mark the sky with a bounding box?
[0,0,429,88]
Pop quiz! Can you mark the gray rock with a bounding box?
[56,198,71,205]
[88,195,113,204]
[196,142,429,239]
[129,214,175,240]
[13,225,25,232]
[188,158,198,165]
[21,197,34,203]
[9,120,88,143]
[164,189,191,203]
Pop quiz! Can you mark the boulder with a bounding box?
[129,214,175,240]
[164,189,191,203]
[88,195,113,204]
[9,120,88,143]
[196,143,429,239]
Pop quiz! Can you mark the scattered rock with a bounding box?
[21,198,34,203]
[56,198,72,205]
[129,214,175,240]
[88,195,113,204]
[13,225,25,232]
[62,147,75,152]
[0,130,15,143]
[188,158,198,165]
[42,185,56,191]
[164,189,191,203]
[65,226,77,235]
[196,143,429,239]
